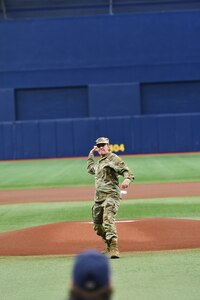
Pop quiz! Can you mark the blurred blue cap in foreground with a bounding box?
[73,249,110,291]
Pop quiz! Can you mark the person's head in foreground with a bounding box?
[69,249,113,300]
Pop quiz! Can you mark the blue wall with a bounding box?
[1,10,200,85]
[0,10,200,158]
[1,10,200,121]
[141,82,200,114]
[0,114,199,160]
[15,87,88,120]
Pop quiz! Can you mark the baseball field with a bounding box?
[0,152,200,300]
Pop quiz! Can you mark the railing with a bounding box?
[1,0,200,19]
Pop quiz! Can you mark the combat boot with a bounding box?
[101,239,110,255]
[109,238,120,259]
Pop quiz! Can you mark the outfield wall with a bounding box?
[1,10,200,122]
[1,10,200,158]
[0,113,199,160]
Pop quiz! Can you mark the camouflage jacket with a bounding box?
[87,151,134,194]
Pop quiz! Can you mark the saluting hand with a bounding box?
[90,146,98,155]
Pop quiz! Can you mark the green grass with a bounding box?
[0,153,199,300]
[0,197,200,233]
[0,201,91,233]
[119,197,200,220]
[0,158,91,190]
[124,153,200,183]
[0,255,71,300]
[0,249,200,300]
[0,153,200,300]
[113,250,200,300]
[0,153,199,190]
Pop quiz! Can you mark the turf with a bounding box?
[0,249,200,300]
[0,255,71,300]
[0,153,199,190]
[0,197,200,233]
[0,153,200,300]
[113,249,200,300]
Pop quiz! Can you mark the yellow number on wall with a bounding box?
[109,144,125,153]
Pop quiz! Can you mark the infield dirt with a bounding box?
[0,181,200,256]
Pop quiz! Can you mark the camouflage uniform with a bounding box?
[87,148,134,250]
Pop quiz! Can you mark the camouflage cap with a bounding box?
[96,137,109,145]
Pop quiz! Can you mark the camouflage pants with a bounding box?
[92,191,120,242]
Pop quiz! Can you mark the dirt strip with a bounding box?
[0,182,199,205]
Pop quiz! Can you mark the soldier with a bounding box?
[87,137,134,259]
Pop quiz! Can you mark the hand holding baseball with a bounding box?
[121,179,130,189]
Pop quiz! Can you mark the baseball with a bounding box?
[120,190,127,195]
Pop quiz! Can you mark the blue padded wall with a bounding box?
[175,115,193,152]
[0,114,199,160]
[56,120,74,157]
[39,121,57,158]
[97,116,132,153]
[157,116,176,153]
[133,116,159,154]
[0,123,14,160]
[73,118,99,156]
[21,122,40,159]
[191,115,200,151]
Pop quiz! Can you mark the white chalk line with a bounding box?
[86,219,140,224]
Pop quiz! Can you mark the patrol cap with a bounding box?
[96,137,109,145]
[72,249,111,291]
